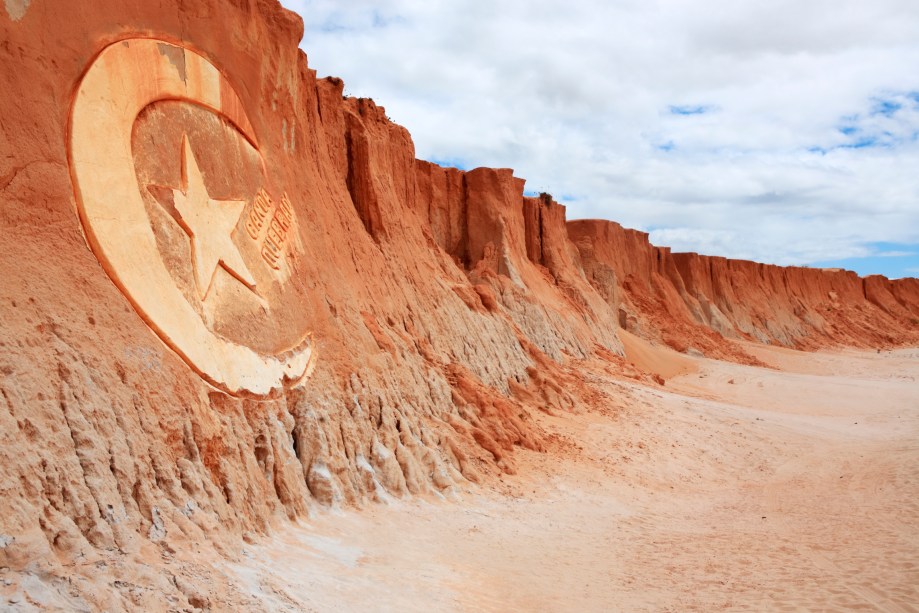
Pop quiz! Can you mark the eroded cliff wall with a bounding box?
[1,0,917,608]
[0,1,624,599]
[570,220,919,357]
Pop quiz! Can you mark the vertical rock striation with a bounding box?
[570,219,919,357]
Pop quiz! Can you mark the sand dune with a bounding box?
[224,345,919,612]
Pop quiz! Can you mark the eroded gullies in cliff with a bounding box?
[1,0,918,610]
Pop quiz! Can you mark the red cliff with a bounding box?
[570,219,919,357]
[1,0,917,607]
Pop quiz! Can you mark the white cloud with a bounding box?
[281,0,919,271]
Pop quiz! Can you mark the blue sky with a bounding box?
[282,0,919,280]
[811,243,919,280]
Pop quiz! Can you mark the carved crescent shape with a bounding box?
[70,38,315,397]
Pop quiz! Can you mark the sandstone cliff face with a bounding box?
[0,1,623,601]
[1,0,917,609]
[570,219,919,357]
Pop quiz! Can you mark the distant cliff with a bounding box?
[570,220,919,357]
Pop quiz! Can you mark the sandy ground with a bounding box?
[221,343,919,612]
[4,343,914,611]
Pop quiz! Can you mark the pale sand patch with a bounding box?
[619,328,698,381]
[226,347,919,612]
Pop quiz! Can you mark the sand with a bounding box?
[220,344,919,612]
[619,329,698,381]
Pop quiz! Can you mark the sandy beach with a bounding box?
[218,343,919,612]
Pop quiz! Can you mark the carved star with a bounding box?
[171,135,257,301]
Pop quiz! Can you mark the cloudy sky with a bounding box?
[281,0,919,279]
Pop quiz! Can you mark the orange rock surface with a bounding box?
[570,219,919,360]
[1,0,917,608]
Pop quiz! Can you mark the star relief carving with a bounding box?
[169,135,257,301]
